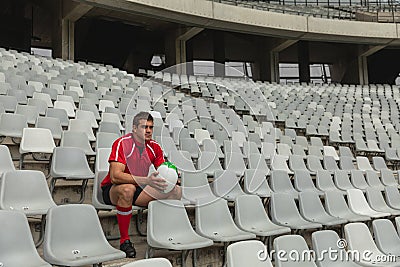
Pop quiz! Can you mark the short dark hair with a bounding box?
[133,111,153,127]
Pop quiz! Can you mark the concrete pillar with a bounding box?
[298,41,310,83]
[174,27,203,75]
[58,0,92,60]
[254,39,272,81]
[358,55,368,85]
[270,39,298,83]
[62,19,74,61]
[270,51,280,83]
[357,44,387,85]
[213,31,225,77]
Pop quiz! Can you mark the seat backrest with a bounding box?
[43,204,113,261]
[50,147,93,177]
[298,192,327,219]
[324,191,353,217]
[198,151,223,175]
[213,170,244,198]
[243,169,271,195]
[248,153,270,172]
[294,170,318,192]
[356,156,374,171]
[346,189,372,213]
[96,132,119,151]
[384,185,400,207]
[147,200,205,247]
[168,150,196,173]
[235,195,274,229]
[0,170,56,214]
[270,193,301,224]
[93,148,112,209]
[307,155,324,172]
[350,170,369,190]
[46,108,69,127]
[0,113,27,137]
[0,210,51,267]
[274,235,318,267]
[380,170,397,186]
[372,219,400,255]
[365,170,384,190]
[372,157,388,171]
[60,131,93,154]
[195,197,242,236]
[20,128,56,154]
[181,172,215,202]
[334,170,354,190]
[316,170,337,191]
[121,258,173,267]
[0,144,15,175]
[323,156,339,171]
[344,222,383,256]
[312,230,350,266]
[226,240,272,267]
[271,170,297,194]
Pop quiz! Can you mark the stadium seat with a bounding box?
[60,131,96,156]
[270,170,299,199]
[346,189,390,218]
[274,235,318,267]
[298,191,347,226]
[146,200,213,265]
[0,170,57,246]
[294,170,324,195]
[365,187,400,216]
[0,210,52,267]
[49,147,94,204]
[324,191,370,222]
[121,258,173,267]
[372,219,400,258]
[181,172,217,204]
[226,240,273,267]
[43,204,125,266]
[243,169,272,197]
[195,197,256,243]
[0,144,15,175]
[212,170,246,201]
[312,230,360,267]
[19,128,55,169]
[235,195,290,244]
[344,223,398,267]
[270,193,322,230]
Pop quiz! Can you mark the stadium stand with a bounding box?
[3,1,400,263]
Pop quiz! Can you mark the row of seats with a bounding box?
[0,206,173,267]
[227,218,400,267]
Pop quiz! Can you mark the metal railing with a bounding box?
[211,0,400,22]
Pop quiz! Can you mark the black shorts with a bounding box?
[101,184,144,206]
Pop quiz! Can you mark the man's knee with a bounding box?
[117,184,136,201]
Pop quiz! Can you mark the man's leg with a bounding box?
[109,184,137,258]
[134,185,182,207]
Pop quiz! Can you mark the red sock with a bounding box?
[116,206,132,244]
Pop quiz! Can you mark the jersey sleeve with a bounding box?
[152,142,165,169]
[108,138,127,165]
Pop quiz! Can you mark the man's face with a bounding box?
[133,119,154,142]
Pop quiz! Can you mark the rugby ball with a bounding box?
[157,162,178,193]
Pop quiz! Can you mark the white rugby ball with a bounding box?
[157,162,178,193]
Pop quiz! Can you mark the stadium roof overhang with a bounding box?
[76,0,400,46]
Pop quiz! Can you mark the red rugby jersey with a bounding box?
[100,133,165,187]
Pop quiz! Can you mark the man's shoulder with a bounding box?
[147,139,162,150]
[113,133,132,144]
